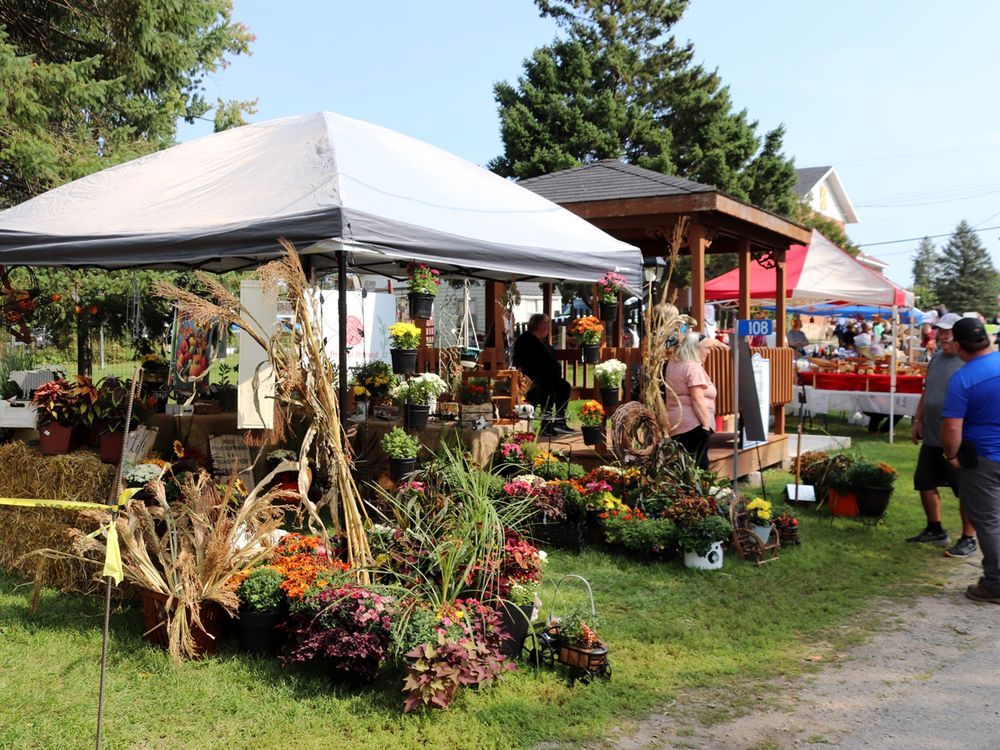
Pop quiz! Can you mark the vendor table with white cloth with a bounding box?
[797,386,920,418]
[10,369,59,396]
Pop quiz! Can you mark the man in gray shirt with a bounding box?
[907,313,977,555]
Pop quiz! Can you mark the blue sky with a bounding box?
[180,0,1000,290]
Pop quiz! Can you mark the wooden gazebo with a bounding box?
[519,160,813,468]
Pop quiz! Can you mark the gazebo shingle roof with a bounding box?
[518,159,718,204]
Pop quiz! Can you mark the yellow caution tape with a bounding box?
[0,488,141,585]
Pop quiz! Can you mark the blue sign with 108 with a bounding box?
[736,319,774,337]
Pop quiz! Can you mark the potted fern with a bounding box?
[382,426,419,482]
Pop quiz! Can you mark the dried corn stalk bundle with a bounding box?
[640,217,695,435]
[153,239,372,578]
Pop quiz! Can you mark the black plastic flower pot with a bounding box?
[855,486,893,517]
[408,292,434,319]
[390,348,418,375]
[498,601,534,659]
[599,387,620,408]
[581,425,603,446]
[404,403,430,431]
[388,457,417,483]
[599,302,618,322]
[582,344,600,364]
[238,609,283,654]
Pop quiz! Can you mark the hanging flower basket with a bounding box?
[581,425,603,446]
[459,346,481,368]
[600,387,620,408]
[582,345,600,364]
[599,302,618,322]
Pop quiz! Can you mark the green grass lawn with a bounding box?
[0,421,959,750]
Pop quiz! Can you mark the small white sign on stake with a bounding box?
[208,433,256,491]
[123,426,159,465]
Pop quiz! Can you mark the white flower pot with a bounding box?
[751,524,772,543]
[683,541,724,570]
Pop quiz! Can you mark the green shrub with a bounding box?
[236,566,285,613]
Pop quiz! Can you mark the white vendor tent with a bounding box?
[0,111,641,287]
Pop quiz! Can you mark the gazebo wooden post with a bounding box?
[774,249,787,434]
[615,292,624,347]
[542,282,553,345]
[738,238,751,320]
[688,221,706,331]
[415,317,429,372]
[484,281,506,371]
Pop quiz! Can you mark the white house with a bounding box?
[793,166,859,227]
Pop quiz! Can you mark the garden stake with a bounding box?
[96,366,142,750]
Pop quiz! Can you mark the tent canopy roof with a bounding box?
[704,230,914,308]
[0,112,641,287]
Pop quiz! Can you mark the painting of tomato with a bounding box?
[170,313,225,384]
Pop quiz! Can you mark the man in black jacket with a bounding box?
[512,313,573,436]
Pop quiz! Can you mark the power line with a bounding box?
[856,224,1000,251]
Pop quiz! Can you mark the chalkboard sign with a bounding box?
[208,434,255,490]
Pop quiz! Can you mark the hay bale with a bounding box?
[0,441,116,591]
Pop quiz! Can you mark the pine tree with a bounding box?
[492,0,797,214]
[933,221,998,315]
[0,1,255,209]
[911,237,939,310]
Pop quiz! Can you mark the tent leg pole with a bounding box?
[337,250,349,430]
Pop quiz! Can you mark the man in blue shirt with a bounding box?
[941,318,1000,602]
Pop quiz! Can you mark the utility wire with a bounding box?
[856,224,1000,250]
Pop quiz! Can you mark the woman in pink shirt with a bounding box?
[664,333,718,469]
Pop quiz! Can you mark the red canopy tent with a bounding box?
[704,230,913,307]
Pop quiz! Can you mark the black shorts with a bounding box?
[913,444,960,495]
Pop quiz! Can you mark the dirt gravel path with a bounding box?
[599,555,1000,750]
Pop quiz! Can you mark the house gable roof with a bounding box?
[793,165,859,224]
[518,159,718,204]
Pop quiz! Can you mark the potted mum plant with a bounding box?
[234,565,286,654]
[352,360,398,418]
[31,378,81,454]
[848,458,896,517]
[382,426,419,482]
[579,400,605,446]
[596,271,626,322]
[388,322,422,374]
[745,497,774,543]
[406,262,441,319]
[391,372,449,431]
[568,315,603,364]
[664,495,732,570]
[594,359,627,408]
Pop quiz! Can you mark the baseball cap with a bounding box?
[934,312,963,330]
[952,317,990,347]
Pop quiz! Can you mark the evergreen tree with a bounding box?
[0,1,255,209]
[492,0,797,215]
[911,237,939,310]
[933,221,998,315]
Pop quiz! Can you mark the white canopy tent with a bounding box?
[0,111,642,287]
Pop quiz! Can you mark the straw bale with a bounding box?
[0,442,116,591]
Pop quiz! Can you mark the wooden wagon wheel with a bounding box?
[609,401,661,465]
[733,527,765,564]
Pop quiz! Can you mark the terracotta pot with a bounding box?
[38,422,75,455]
[827,488,858,518]
[99,430,125,464]
[140,588,226,658]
